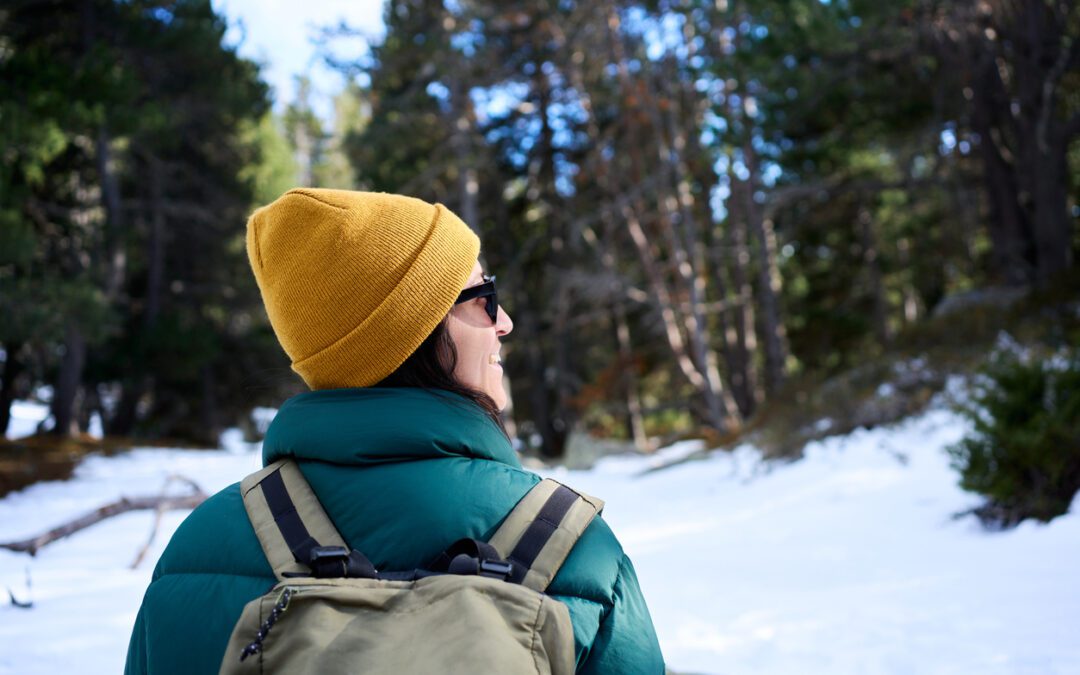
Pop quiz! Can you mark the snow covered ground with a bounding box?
[1,402,1078,674]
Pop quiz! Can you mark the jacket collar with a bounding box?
[262,387,519,468]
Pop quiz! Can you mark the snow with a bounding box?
[2,405,1078,674]
[6,401,49,439]
[0,449,262,673]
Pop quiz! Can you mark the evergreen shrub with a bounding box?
[949,339,1080,528]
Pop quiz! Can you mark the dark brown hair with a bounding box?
[374,318,507,435]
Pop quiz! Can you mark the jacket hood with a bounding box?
[262,387,518,468]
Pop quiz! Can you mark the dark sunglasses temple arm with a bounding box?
[454,276,499,322]
[455,281,494,303]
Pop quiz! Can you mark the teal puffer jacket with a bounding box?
[125,388,664,674]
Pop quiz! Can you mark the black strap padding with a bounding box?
[506,485,579,584]
[260,467,379,579]
[260,468,322,566]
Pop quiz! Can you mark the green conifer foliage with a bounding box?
[949,345,1080,528]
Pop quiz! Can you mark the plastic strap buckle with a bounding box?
[308,545,351,578]
[478,558,513,580]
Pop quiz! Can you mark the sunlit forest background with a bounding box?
[2,0,1078,468]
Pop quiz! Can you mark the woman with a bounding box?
[124,189,664,674]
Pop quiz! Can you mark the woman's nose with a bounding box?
[495,305,513,336]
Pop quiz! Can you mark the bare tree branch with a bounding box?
[0,477,206,557]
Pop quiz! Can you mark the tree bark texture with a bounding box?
[145,155,166,328]
[741,143,788,393]
[947,0,1077,286]
[49,322,86,437]
[605,3,737,431]
[724,169,762,416]
[450,75,480,233]
[0,341,25,436]
[0,487,206,556]
[859,206,891,344]
[970,59,1034,285]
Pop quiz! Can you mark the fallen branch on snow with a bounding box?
[8,586,32,609]
[0,475,207,557]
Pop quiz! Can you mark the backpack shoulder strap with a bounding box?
[488,479,605,593]
[240,459,348,581]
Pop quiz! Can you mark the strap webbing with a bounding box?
[488,479,605,592]
[259,468,322,567]
[504,485,577,583]
[240,459,348,581]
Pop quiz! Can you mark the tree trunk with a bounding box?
[50,322,86,437]
[550,277,575,457]
[697,0,761,414]
[612,296,648,451]
[620,202,735,431]
[96,128,127,302]
[450,75,479,232]
[678,71,757,418]
[957,0,1075,286]
[604,3,737,432]
[896,237,920,326]
[532,60,575,458]
[742,141,788,392]
[146,155,166,327]
[971,57,1033,286]
[199,364,219,447]
[711,225,754,419]
[724,169,762,416]
[520,305,565,458]
[565,42,650,451]
[109,380,143,436]
[859,205,891,344]
[649,61,738,426]
[83,0,126,302]
[77,383,101,435]
[0,341,25,436]
[599,214,649,451]
[1017,0,1075,284]
[1029,133,1073,285]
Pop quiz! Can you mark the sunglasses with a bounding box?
[454,274,498,323]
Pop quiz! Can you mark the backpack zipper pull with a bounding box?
[239,587,294,662]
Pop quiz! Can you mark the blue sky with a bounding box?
[212,0,387,119]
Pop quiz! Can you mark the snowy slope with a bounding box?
[1,406,1078,674]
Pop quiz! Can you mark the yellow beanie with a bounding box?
[246,188,480,390]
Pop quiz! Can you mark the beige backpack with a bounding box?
[218,459,604,675]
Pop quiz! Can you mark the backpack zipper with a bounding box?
[238,586,296,662]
